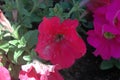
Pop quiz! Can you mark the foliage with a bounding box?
[0,0,89,79]
[1,0,120,80]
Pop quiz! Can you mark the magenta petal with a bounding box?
[87,0,110,12]
[87,0,120,60]
[100,45,111,60]
[117,12,120,21]
[110,42,120,59]
[115,36,120,43]
[106,0,120,25]
[94,42,111,60]
[87,30,101,48]
[102,24,120,34]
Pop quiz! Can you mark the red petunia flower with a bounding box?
[19,60,64,80]
[35,17,86,69]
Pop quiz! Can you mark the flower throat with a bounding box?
[55,34,64,42]
[104,32,115,39]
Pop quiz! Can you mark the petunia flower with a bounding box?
[0,66,11,80]
[87,0,120,60]
[19,59,64,80]
[0,9,13,33]
[35,17,86,69]
[87,0,110,12]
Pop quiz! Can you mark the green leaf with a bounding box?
[30,14,41,22]
[39,3,46,9]
[31,49,37,58]
[21,30,38,49]
[15,0,25,15]
[23,55,32,61]
[115,62,120,69]
[43,0,53,7]
[0,41,9,52]
[9,39,26,48]
[3,33,11,37]
[22,16,32,28]
[12,25,21,39]
[9,40,19,46]
[49,4,64,18]
[60,2,71,10]
[18,37,26,48]
[14,48,24,63]
[113,59,120,69]
[22,8,30,16]
[32,0,39,6]
[100,60,114,70]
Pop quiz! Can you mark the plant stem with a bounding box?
[30,5,36,14]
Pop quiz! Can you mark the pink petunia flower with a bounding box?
[0,9,13,33]
[87,0,110,12]
[19,60,64,80]
[35,17,86,69]
[0,66,11,80]
[87,0,120,60]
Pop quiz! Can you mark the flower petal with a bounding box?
[0,66,11,80]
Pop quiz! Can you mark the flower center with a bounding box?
[55,34,64,42]
[104,32,115,39]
